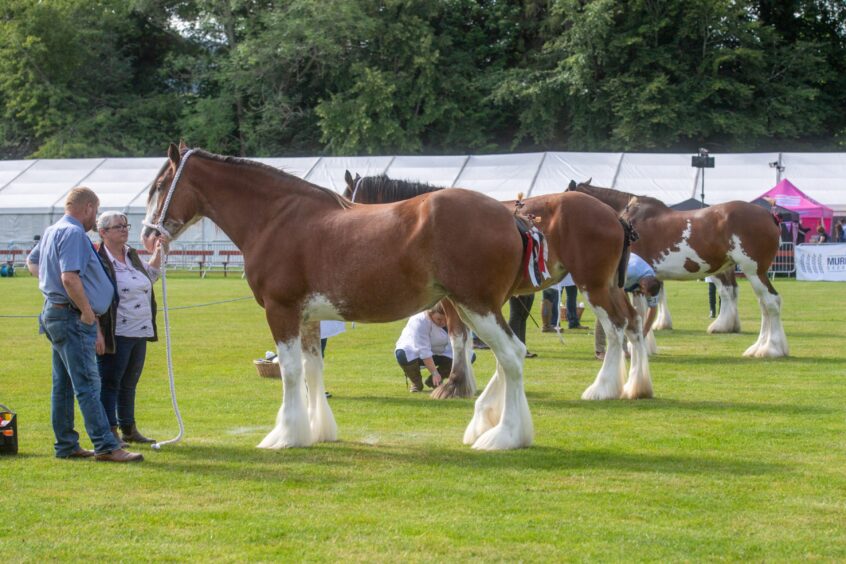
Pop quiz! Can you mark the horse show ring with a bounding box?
[5,146,845,560]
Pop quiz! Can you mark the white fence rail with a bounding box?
[137,242,245,277]
[2,240,795,279]
[2,240,245,277]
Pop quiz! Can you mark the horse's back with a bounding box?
[520,191,625,286]
[419,188,526,305]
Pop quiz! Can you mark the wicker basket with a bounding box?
[254,359,280,379]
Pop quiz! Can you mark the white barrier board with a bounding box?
[795,243,846,281]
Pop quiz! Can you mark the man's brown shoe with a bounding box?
[63,448,95,459]
[95,449,144,463]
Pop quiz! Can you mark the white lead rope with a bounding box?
[151,247,183,450]
[148,150,195,450]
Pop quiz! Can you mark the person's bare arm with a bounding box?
[147,237,165,270]
[643,306,658,335]
[26,259,38,277]
[61,272,96,325]
[421,357,441,385]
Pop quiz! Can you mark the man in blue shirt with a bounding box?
[594,253,663,360]
[31,187,143,462]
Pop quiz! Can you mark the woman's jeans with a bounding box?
[40,303,120,457]
[97,336,147,428]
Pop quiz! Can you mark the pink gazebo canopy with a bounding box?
[756,178,835,231]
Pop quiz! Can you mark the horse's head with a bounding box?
[141,142,202,251]
[342,170,362,201]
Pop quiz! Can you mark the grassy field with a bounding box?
[1,273,844,561]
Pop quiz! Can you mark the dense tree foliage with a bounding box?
[1,0,844,158]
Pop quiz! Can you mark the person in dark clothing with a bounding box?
[508,294,537,358]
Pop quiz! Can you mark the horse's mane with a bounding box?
[576,182,670,211]
[194,149,353,210]
[357,174,443,203]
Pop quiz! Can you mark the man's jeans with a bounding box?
[98,336,147,428]
[40,304,121,457]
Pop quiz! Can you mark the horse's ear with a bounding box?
[586,177,592,185]
[178,139,188,152]
[344,170,353,187]
[167,143,180,166]
[567,180,576,191]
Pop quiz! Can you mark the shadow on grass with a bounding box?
[527,396,833,416]
[333,393,833,417]
[142,437,787,484]
[650,354,846,365]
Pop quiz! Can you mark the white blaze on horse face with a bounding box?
[143,189,160,232]
[302,294,345,321]
[651,219,712,280]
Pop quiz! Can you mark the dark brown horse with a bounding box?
[141,144,537,450]
[566,181,787,357]
[345,173,656,401]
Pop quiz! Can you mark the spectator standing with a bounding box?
[30,187,142,462]
[508,294,537,358]
[95,211,163,446]
[562,274,587,330]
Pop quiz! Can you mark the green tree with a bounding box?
[0,0,187,158]
[495,0,837,151]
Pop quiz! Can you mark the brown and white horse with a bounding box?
[345,173,655,401]
[566,181,788,358]
[141,144,536,450]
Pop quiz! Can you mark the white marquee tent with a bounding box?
[1,151,843,247]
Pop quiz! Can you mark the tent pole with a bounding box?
[450,155,471,188]
[526,152,547,198]
[610,153,625,188]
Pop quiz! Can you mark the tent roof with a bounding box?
[670,198,709,210]
[779,153,846,214]
[750,197,800,221]
[756,178,834,218]
[1,151,844,215]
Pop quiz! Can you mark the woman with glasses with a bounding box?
[95,211,164,445]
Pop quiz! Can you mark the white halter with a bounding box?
[143,148,196,240]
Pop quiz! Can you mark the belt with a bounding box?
[50,302,81,313]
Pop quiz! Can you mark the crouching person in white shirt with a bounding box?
[394,304,475,392]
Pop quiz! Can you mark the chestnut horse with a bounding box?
[566,181,787,358]
[141,144,538,450]
[344,173,655,401]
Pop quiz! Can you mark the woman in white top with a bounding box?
[95,211,164,445]
[394,304,456,392]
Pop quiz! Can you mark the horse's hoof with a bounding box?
[581,384,621,401]
[471,424,531,450]
[257,426,315,449]
[621,384,653,400]
[431,382,474,399]
[463,412,497,445]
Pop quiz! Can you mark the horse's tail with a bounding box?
[617,218,638,287]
